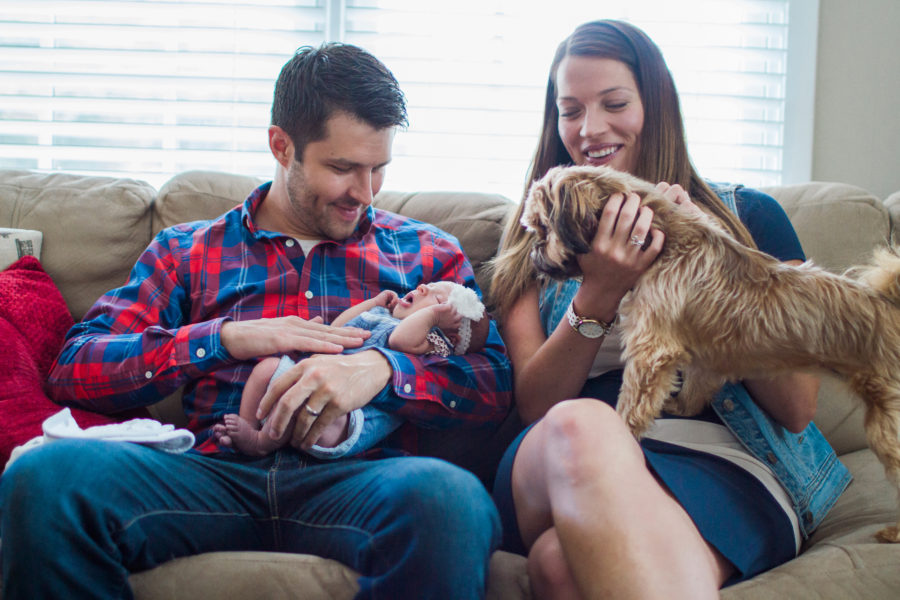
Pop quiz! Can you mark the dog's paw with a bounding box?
[874,525,900,543]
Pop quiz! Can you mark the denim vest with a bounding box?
[538,183,851,538]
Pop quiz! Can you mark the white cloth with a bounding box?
[4,408,195,472]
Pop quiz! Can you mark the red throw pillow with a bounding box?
[0,256,120,465]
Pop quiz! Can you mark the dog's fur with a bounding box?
[522,164,900,543]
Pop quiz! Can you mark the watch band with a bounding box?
[565,301,614,338]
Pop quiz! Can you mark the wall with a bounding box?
[813,0,900,198]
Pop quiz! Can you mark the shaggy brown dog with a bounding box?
[521,164,900,543]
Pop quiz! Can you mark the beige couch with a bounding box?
[2,168,900,598]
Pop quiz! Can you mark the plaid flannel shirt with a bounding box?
[48,183,512,454]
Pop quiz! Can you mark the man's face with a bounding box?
[284,111,395,241]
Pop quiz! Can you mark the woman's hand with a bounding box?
[574,191,664,321]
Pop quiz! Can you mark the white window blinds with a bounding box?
[0,0,326,184]
[0,0,814,199]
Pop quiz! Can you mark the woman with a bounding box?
[490,20,850,599]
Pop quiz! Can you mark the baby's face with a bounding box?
[391,282,453,319]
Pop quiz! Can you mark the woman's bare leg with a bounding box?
[512,399,733,600]
[528,528,582,600]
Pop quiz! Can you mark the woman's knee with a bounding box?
[540,399,641,469]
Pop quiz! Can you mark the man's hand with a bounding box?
[256,349,392,450]
[220,316,370,361]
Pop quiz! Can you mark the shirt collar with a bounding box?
[241,181,376,240]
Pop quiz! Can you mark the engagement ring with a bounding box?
[630,235,645,247]
[304,405,321,417]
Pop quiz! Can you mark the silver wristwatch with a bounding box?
[565,301,614,339]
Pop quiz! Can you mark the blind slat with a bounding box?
[0,0,807,196]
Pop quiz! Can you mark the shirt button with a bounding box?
[144,371,153,379]
[449,400,457,408]
[196,348,206,358]
[722,398,735,412]
[305,290,314,300]
[285,239,295,247]
[766,452,778,465]
[403,383,412,393]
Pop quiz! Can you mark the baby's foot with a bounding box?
[212,422,232,447]
[221,414,272,457]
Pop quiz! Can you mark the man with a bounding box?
[0,43,512,599]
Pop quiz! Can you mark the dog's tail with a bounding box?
[854,246,900,305]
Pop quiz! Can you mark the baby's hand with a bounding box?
[430,303,463,345]
[374,290,399,311]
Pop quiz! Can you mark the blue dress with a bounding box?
[492,185,825,584]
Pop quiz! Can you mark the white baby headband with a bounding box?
[444,283,485,355]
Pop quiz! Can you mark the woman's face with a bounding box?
[555,55,644,175]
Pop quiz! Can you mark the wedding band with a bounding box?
[304,405,321,417]
[630,235,645,247]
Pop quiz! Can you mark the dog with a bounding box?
[521,164,900,543]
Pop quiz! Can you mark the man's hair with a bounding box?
[271,43,408,160]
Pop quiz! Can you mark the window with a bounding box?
[0,0,816,200]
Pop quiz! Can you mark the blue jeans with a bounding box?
[1,439,500,599]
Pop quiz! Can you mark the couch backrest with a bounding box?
[762,182,891,273]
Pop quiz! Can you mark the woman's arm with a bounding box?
[503,285,610,423]
[505,192,664,424]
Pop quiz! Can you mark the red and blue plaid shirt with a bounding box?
[48,183,512,454]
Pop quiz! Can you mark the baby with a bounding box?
[213,281,491,458]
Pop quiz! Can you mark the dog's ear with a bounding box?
[551,178,597,256]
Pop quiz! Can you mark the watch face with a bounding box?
[577,320,605,338]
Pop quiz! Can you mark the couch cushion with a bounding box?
[128,548,531,600]
[153,170,262,235]
[0,256,119,467]
[762,182,890,274]
[722,448,900,598]
[0,170,155,321]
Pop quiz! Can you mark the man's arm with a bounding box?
[367,234,512,429]
[256,233,512,451]
[48,228,367,413]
